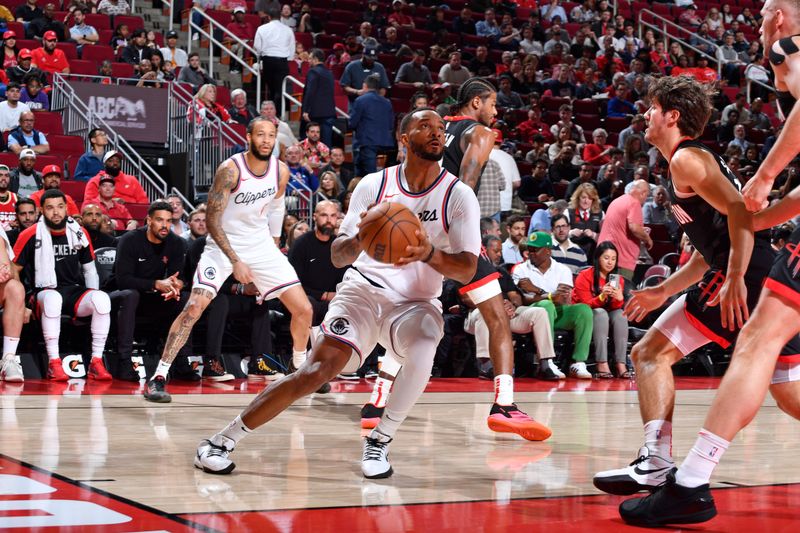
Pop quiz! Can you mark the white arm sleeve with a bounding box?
[268,196,286,238]
[83,262,99,290]
[443,183,481,256]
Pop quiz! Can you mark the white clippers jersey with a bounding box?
[338,164,481,300]
[209,151,280,252]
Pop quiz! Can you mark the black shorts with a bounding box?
[31,286,93,320]
[683,251,774,348]
[457,255,501,303]
[763,226,800,309]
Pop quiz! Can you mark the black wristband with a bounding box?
[421,244,435,263]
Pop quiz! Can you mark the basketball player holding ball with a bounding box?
[361,78,553,441]
[195,109,481,479]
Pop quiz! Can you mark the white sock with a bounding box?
[218,415,252,445]
[292,349,307,368]
[45,336,60,361]
[369,376,394,408]
[494,374,514,405]
[3,336,20,359]
[644,419,673,460]
[153,360,171,380]
[676,429,730,488]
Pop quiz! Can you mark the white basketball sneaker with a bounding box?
[593,446,675,495]
[0,355,24,382]
[362,429,393,479]
[194,434,236,475]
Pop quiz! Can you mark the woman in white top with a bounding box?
[280,4,296,29]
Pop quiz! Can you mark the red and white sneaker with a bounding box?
[47,359,69,382]
[88,358,112,381]
[487,403,552,441]
[360,403,384,429]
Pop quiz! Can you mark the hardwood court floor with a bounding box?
[0,377,798,531]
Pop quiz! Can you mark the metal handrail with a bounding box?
[281,75,349,131]
[187,7,262,109]
[637,9,723,79]
[50,73,181,205]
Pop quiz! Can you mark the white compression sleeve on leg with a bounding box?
[76,291,111,359]
[267,196,286,238]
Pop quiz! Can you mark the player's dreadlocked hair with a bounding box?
[452,77,496,115]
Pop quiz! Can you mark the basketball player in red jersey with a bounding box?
[618,1,800,525]
[194,109,481,478]
[361,78,553,442]
[143,117,315,403]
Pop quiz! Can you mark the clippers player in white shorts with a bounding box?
[193,109,481,478]
[143,117,313,403]
[616,1,800,526]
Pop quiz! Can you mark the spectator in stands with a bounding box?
[518,107,553,144]
[363,0,387,29]
[501,215,526,265]
[148,50,175,82]
[721,92,752,126]
[120,29,152,71]
[468,45,496,78]
[549,140,580,184]
[317,147,352,188]
[616,114,646,150]
[160,29,188,69]
[175,53,214,93]
[188,83,233,127]
[0,83,31,132]
[473,156,504,219]
[15,0,43,23]
[489,131,520,218]
[549,104,584,142]
[728,123,753,154]
[748,98,771,131]
[284,143,317,195]
[643,185,679,239]
[551,213,588,275]
[314,170,341,202]
[395,49,433,88]
[388,0,414,30]
[30,165,79,215]
[300,48,335,148]
[564,162,594,200]
[288,200,347,331]
[568,182,603,257]
[167,193,189,237]
[109,200,195,381]
[84,150,149,206]
[184,208,206,240]
[541,0,568,22]
[6,197,36,245]
[377,26,401,55]
[518,158,555,203]
[80,203,118,248]
[529,199,568,235]
[495,74,523,109]
[1,31,19,70]
[87,175,138,231]
[254,7,295,116]
[572,241,629,378]
[74,128,108,182]
[448,9,473,37]
[133,58,162,88]
[13,188,113,381]
[69,7,98,51]
[222,7,252,73]
[19,74,48,111]
[607,80,637,118]
[513,231,594,378]
[110,24,130,54]
[340,47,390,104]
[582,128,613,166]
[9,149,41,198]
[0,165,17,231]
[226,89,255,127]
[597,179,652,282]
[349,73,393,175]
[494,22,520,51]
[97,0,131,16]
[356,21,373,45]
[299,122,330,174]
[26,4,66,42]
[30,31,69,75]
[8,112,48,155]
[426,5,447,33]
[717,32,744,86]
[260,99,297,154]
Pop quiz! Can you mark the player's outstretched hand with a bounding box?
[623,285,668,323]
[708,276,749,331]
[232,261,255,285]
[742,175,772,212]
[395,228,433,266]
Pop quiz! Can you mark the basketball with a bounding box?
[358,202,422,264]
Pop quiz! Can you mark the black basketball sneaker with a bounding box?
[619,468,717,526]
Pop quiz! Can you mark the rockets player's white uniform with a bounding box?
[321,163,480,373]
[193,152,300,299]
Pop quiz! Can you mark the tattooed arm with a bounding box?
[207,160,254,284]
[331,235,363,268]
[459,124,495,190]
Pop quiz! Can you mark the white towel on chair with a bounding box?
[34,217,90,289]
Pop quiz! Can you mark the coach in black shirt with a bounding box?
[108,201,194,381]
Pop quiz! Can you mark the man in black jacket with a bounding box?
[301,48,336,148]
[120,29,153,72]
[108,201,195,381]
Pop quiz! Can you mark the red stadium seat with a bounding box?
[125,203,150,223]
[56,42,78,60]
[48,135,86,157]
[34,112,64,135]
[68,59,97,77]
[111,62,135,79]
[85,13,111,30]
[32,155,62,172]
[81,45,116,63]
[60,180,86,205]
[113,15,145,32]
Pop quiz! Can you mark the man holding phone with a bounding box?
[511,232,594,379]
